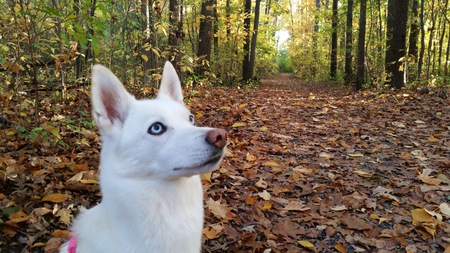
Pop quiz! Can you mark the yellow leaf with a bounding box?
[264,161,279,167]
[239,103,248,108]
[140,54,148,62]
[231,122,246,127]
[196,112,203,119]
[41,193,70,203]
[259,126,268,131]
[347,153,364,157]
[298,240,314,248]
[203,225,222,239]
[80,179,98,184]
[334,243,347,253]
[246,196,257,205]
[200,172,212,182]
[246,153,257,162]
[370,213,380,219]
[428,135,440,142]
[261,201,272,210]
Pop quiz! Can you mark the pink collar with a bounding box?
[68,237,77,253]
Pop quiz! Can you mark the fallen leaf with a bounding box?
[284,201,310,211]
[330,205,348,211]
[298,240,314,249]
[246,153,257,162]
[334,244,347,253]
[258,190,271,201]
[347,153,364,157]
[341,215,373,230]
[264,161,279,167]
[417,169,441,185]
[439,203,450,217]
[41,193,70,203]
[206,198,228,219]
[231,122,246,127]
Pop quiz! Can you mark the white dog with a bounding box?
[59,62,227,253]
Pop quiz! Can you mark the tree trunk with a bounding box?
[425,0,436,80]
[437,0,447,76]
[242,0,252,81]
[74,0,82,79]
[408,0,419,80]
[345,0,354,84]
[169,0,181,74]
[197,0,214,75]
[409,0,419,61]
[312,0,320,78]
[385,0,409,89]
[248,0,261,80]
[356,0,366,90]
[418,0,425,79]
[225,0,231,38]
[84,0,96,66]
[330,0,338,80]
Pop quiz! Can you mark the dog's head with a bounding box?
[91,62,226,179]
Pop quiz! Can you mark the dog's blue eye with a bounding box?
[189,114,195,124]
[148,122,166,135]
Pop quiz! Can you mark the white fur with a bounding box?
[60,62,226,253]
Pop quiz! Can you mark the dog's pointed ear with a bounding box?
[157,61,183,103]
[91,64,134,132]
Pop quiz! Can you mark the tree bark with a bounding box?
[330,0,338,80]
[242,0,252,81]
[356,0,366,90]
[85,0,96,65]
[418,0,425,79]
[169,0,182,74]
[248,0,261,80]
[197,0,214,75]
[385,0,409,89]
[408,0,419,80]
[345,0,354,84]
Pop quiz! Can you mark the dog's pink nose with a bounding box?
[206,129,227,148]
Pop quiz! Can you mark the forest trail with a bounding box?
[1,74,450,252]
[193,74,450,252]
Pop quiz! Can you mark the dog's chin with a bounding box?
[173,151,225,175]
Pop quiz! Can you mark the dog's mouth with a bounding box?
[173,151,224,171]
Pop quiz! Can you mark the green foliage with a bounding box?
[277,49,293,73]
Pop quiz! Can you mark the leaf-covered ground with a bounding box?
[1,74,450,252]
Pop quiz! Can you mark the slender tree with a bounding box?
[169,0,182,74]
[345,0,354,83]
[85,0,96,65]
[330,0,338,80]
[242,0,252,81]
[356,0,366,90]
[385,0,409,88]
[248,0,261,79]
[418,0,425,78]
[409,0,419,65]
[197,0,214,75]
[312,0,320,77]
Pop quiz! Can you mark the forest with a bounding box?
[1,0,450,252]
